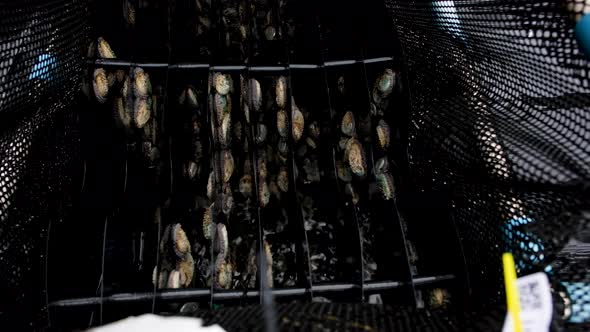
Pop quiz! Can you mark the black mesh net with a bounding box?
[385,0,590,329]
[1,0,590,331]
[186,302,466,331]
[0,0,86,329]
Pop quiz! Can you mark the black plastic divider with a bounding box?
[208,72,233,309]
[151,207,161,313]
[322,61,364,300]
[288,69,358,289]
[447,199,473,306]
[154,65,211,314]
[152,0,174,315]
[371,49,467,309]
[206,0,252,310]
[356,1,413,298]
[206,0,228,309]
[206,0,221,311]
[272,0,314,301]
[150,0,220,314]
[164,66,211,279]
[313,8,365,302]
[241,0,266,308]
[97,63,168,325]
[98,216,108,324]
[283,74,315,299]
[207,71,216,310]
[205,69,263,308]
[228,72,262,304]
[315,0,417,306]
[247,72,304,293]
[245,72,265,307]
[88,0,173,322]
[322,65,368,302]
[358,58,418,307]
[351,205,366,302]
[85,3,112,324]
[201,0,216,311]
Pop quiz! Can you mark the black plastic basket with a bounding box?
[1,0,589,331]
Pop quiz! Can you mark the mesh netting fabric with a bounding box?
[0,0,86,329]
[385,0,590,328]
[187,302,467,331]
[1,0,87,124]
[189,302,574,331]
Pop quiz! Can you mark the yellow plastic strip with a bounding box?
[503,253,523,332]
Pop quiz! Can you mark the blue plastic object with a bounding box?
[575,14,590,58]
[562,282,590,323]
[501,216,545,271]
[28,53,57,80]
[502,218,590,324]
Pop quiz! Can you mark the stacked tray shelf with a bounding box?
[45,0,467,329]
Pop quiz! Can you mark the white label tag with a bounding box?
[89,314,226,332]
[502,272,553,332]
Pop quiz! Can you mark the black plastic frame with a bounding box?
[44,0,466,329]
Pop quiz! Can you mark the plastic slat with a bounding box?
[89,57,394,70]
[313,4,365,303]
[273,0,315,302]
[48,274,455,307]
